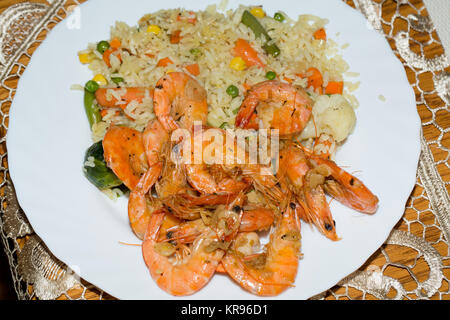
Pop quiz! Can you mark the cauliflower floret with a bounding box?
[298,94,356,143]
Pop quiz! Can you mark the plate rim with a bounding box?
[6,0,422,300]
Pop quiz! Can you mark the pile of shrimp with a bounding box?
[100,72,379,296]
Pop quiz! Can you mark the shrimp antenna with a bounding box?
[118,241,142,247]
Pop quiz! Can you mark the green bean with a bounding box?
[111,77,124,84]
[241,10,280,57]
[190,48,202,56]
[84,89,101,129]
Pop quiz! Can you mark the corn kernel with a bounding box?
[250,7,265,18]
[78,53,91,64]
[93,74,107,86]
[229,57,247,71]
[166,69,175,74]
[147,25,161,35]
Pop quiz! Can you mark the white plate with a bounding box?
[6,0,420,300]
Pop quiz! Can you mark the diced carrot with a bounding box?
[170,30,182,44]
[185,63,200,76]
[187,12,197,25]
[283,76,293,84]
[110,38,121,49]
[325,81,344,95]
[177,11,197,24]
[95,87,154,109]
[306,67,323,94]
[103,48,122,68]
[100,109,120,118]
[145,53,155,59]
[157,57,174,67]
[313,28,327,41]
[233,38,265,68]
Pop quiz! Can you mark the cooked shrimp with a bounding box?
[222,201,301,296]
[142,208,225,296]
[127,120,169,239]
[303,167,340,241]
[207,192,244,242]
[309,156,379,214]
[153,72,208,131]
[161,192,242,221]
[163,194,212,221]
[103,126,148,189]
[185,165,251,195]
[181,130,252,195]
[95,87,153,109]
[278,144,339,241]
[235,80,313,136]
[128,163,163,239]
[155,163,188,199]
[278,143,310,190]
[182,128,281,200]
[177,193,239,206]
[157,212,184,242]
[162,218,206,244]
[164,192,245,242]
[239,206,275,232]
[160,206,274,244]
[143,119,169,166]
[155,144,189,199]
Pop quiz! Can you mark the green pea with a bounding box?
[226,85,239,98]
[265,71,277,80]
[190,48,202,56]
[85,80,99,93]
[111,77,124,84]
[97,41,110,54]
[274,12,285,22]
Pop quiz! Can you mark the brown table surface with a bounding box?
[0,0,449,300]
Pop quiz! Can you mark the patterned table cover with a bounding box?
[0,0,448,300]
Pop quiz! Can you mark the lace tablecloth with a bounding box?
[0,0,448,300]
